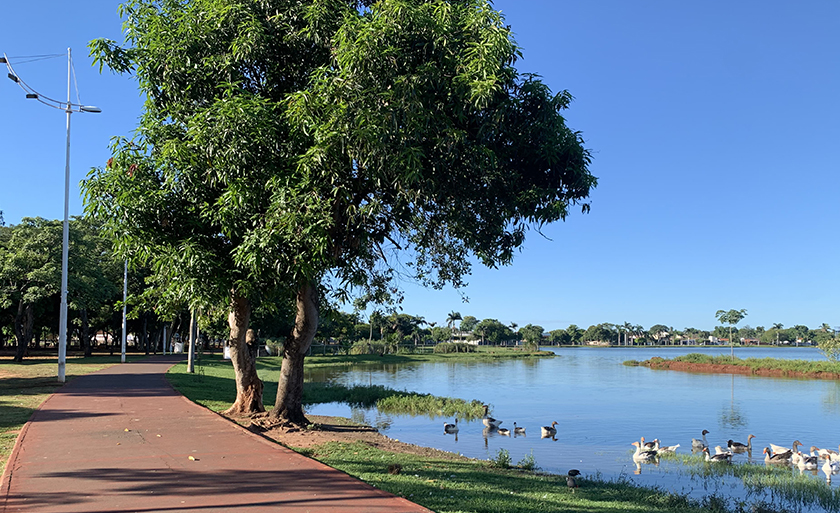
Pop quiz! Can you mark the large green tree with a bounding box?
[85,0,595,425]
[0,218,62,361]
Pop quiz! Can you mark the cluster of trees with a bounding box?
[78,0,596,425]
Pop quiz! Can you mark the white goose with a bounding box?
[640,437,659,451]
[443,419,459,434]
[691,430,710,449]
[714,445,733,457]
[822,455,840,477]
[657,443,680,454]
[631,441,657,462]
[797,452,818,470]
[770,440,801,455]
[481,405,503,428]
[703,447,731,463]
[541,421,558,438]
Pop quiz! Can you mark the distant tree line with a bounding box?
[3,219,837,362]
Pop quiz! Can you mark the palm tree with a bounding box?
[716,309,748,359]
[446,311,462,343]
[772,323,783,345]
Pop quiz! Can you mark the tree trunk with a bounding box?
[13,301,34,362]
[80,308,93,357]
[223,291,264,416]
[271,281,318,425]
[143,315,149,356]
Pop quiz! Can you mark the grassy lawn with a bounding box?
[293,441,735,513]
[167,354,488,418]
[0,356,137,473]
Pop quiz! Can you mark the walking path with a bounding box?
[0,356,430,512]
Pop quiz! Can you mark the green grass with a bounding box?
[165,355,486,419]
[297,440,741,513]
[635,353,840,376]
[0,356,139,473]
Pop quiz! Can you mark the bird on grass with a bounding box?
[566,469,581,491]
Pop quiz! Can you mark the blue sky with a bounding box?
[1,1,838,332]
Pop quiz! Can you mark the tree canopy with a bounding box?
[84,0,595,423]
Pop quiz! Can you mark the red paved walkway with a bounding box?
[0,356,430,512]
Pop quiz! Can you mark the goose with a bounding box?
[657,443,680,454]
[482,405,503,428]
[797,452,819,470]
[822,456,840,475]
[631,441,658,462]
[443,419,459,434]
[703,447,732,463]
[691,430,710,449]
[513,422,526,435]
[770,440,801,455]
[728,434,755,453]
[641,437,659,451]
[566,469,581,490]
[714,445,733,457]
[498,427,511,436]
[541,421,558,438]
[763,447,792,464]
[816,446,837,458]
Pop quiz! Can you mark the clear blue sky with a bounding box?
[1,1,838,332]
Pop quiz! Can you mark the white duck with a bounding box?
[631,441,657,462]
[443,419,459,434]
[481,405,503,428]
[691,430,710,449]
[541,421,558,438]
[703,447,731,463]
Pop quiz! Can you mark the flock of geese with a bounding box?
[631,429,840,482]
[443,405,560,439]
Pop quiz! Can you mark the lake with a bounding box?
[304,346,840,508]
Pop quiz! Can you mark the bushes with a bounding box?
[433,342,476,354]
[349,340,398,355]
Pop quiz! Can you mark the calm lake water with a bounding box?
[303,346,840,509]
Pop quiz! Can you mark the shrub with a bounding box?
[433,342,476,354]
[517,451,539,471]
[489,448,511,469]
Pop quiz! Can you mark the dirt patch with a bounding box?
[226,412,471,461]
[648,360,840,380]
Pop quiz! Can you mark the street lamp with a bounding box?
[4,48,101,382]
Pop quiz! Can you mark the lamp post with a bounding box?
[3,48,101,382]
